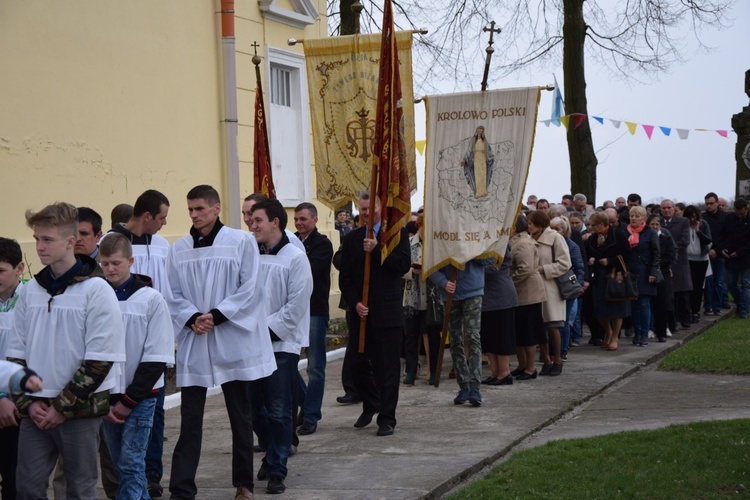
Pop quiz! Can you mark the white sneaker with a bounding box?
[666,329,672,337]
[648,331,655,339]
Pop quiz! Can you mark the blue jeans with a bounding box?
[631,295,652,339]
[704,257,726,312]
[145,382,165,481]
[250,351,299,479]
[570,297,583,342]
[103,397,157,500]
[726,267,750,316]
[301,315,328,425]
[561,298,578,352]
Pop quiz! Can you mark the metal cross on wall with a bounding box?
[481,21,502,92]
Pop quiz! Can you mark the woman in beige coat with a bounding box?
[509,215,547,379]
[527,210,571,376]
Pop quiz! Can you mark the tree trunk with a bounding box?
[340,0,357,35]
[563,0,598,205]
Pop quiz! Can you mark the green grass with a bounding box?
[659,316,750,374]
[450,419,750,499]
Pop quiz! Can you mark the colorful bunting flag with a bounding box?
[625,122,637,135]
[593,116,604,125]
[717,130,728,138]
[572,114,587,129]
[550,74,564,127]
[642,124,654,140]
[610,119,621,129]
[559,115,570,129]
[676,129,690,140]
[660,126,671,136]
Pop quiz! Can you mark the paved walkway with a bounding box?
[155,311,750,499]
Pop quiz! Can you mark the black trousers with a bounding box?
[348,314,401,428]
[169,381,254,499]
[341,311,373,398]
[689,260,710,314]
[0,425,18,500]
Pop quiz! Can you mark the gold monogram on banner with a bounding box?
[303,33,417,209]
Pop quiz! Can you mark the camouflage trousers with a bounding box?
[448,296,483,390]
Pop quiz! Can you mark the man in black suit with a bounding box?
[338,192,411,437]
[661,199,693,328]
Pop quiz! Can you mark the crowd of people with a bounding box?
[1,186,748,499]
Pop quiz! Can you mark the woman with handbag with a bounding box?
[683,205,712,323]
[509,214,547,380]
[625,206,660,347]
[527,210,571,376]
[584,211,632,350]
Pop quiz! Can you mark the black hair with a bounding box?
[76,207,103,234]
[251,198,287,231]
[133,190,170,218]
[187,185,220,205]
[0,237,22,267]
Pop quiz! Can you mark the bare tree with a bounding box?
[327,0,733,202]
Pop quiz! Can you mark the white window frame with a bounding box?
[265,46,311,207]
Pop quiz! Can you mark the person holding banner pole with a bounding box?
[338,193,411,436]
[429,259,487,406]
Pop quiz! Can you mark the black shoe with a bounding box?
[289,445,297,456]
[591,338,603,347]
[257,461,270,481]
[297,421,317,435]
[723,302,731,309]
[267,476,286,494]
[657,337,667,343]
[539,363,552,376]
[336,394,361,405]
[691,313,700,323]
[510,367,523,377]
[480,376,494,384]
[353,412,374,428]
[549,363,562,376]
[376,424,394,436]
[488,374,513,386]
[147,477,163,498]
[681,321,692,329]
[253,444,266,453]
[515,370,537,380]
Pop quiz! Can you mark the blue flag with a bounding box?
[551,74,564,127]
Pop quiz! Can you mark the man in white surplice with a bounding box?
[166,185,275,500]
[247,198,312,495]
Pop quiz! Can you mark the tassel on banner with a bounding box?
[642,124,654,140]
[625,122,638,135]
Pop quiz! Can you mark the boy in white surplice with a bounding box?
[166,185,275,500]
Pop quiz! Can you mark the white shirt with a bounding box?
[8,275,126,398]
[110,286,175,394]
[259,242,313,355]
[101,231,171,295]
[166,227,276,387]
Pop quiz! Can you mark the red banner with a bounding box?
[254,79,276,199]
[373,0,410,262]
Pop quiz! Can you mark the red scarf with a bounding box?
[627,222,645,248]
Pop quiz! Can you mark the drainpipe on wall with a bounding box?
[220,0,240,228]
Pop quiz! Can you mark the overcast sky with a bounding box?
[410,1,749,209]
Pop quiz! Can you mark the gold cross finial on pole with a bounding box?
[481,21,502,91]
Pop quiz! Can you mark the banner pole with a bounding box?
[432,266,457,387]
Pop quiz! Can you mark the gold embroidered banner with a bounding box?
[303,33,417,210]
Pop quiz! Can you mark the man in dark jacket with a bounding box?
[293,203,333,435]
[722,198,750,318]
[339,193,410,437]
[702,192,728,314]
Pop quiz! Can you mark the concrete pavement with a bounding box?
[154,310,750,499]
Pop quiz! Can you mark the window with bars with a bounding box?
[270,66,292,107]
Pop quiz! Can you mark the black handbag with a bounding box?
[605,255,638,301]
[551,243,582,300]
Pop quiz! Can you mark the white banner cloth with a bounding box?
[423,87,540,277]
